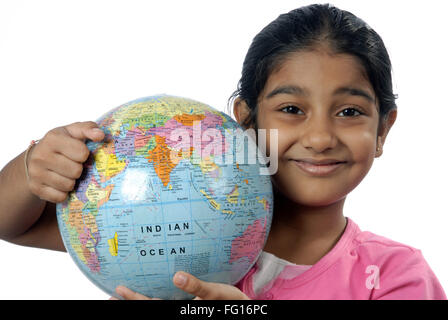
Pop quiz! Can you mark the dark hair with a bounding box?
[228,3,398,130]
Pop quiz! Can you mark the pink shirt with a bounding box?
[236,217,446,300]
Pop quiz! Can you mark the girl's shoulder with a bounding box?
[349,218,420,256]
[346,218,446,299]
[347,217,427,270]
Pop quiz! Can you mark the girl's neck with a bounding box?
[263,189,348,265]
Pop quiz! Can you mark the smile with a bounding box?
[292,160,346,176]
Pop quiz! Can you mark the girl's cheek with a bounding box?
[259,118,289,158]
[267,128,292,160]
[346,131,377,163]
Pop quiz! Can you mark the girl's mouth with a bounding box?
[292,159,347,176]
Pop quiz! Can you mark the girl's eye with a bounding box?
[337,107,363,117]
[280,105,303,114]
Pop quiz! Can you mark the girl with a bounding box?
[0,3,445,300]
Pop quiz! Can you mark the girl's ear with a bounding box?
[233,98,252,127]
[376,109,397,158]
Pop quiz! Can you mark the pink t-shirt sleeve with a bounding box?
[371,249,446,300]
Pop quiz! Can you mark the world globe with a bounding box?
[56,94,273,299]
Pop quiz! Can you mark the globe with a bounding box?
[56,94,273,299]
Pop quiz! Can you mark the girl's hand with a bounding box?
[26,121,105,203]
[111,271,250,300]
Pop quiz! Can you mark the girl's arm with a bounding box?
[0,121,105,251]
[0,150,61,249]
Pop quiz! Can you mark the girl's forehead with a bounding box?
[265,50,373,95]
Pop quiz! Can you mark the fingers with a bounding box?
[114,286,161,300]
[27,152,84,203]
[29,183,69,203]
[27,169,76,203]
[63,121,105,142]
[41,121,104,163]
[40,169,76,192]
[33,152,84,180]
[111,276,250,301]
[173,272,209,299]
[116,286,151,300]
[51,136,91,164]
[26,121,104,203]
[45,123,104,163]
[173,272,250,300]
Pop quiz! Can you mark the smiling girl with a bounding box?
[0,3,445,300]
[120,3,446,300]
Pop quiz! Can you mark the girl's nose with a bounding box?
[300,116,337,154]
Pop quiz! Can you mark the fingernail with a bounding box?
[92,128,103,134]
[173,273,187,287]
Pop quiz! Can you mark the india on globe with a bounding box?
[56,94,274,299]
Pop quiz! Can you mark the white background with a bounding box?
[0,0,447,299]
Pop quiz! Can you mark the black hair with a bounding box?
[228,3,398,130]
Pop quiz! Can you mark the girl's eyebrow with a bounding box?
[265,85,375,103]
[265,85,308,99]
[333,87,375,103]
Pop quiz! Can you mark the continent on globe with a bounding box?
[61,175,114,273]
[108,232,118,257]
[229,217,270,265]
